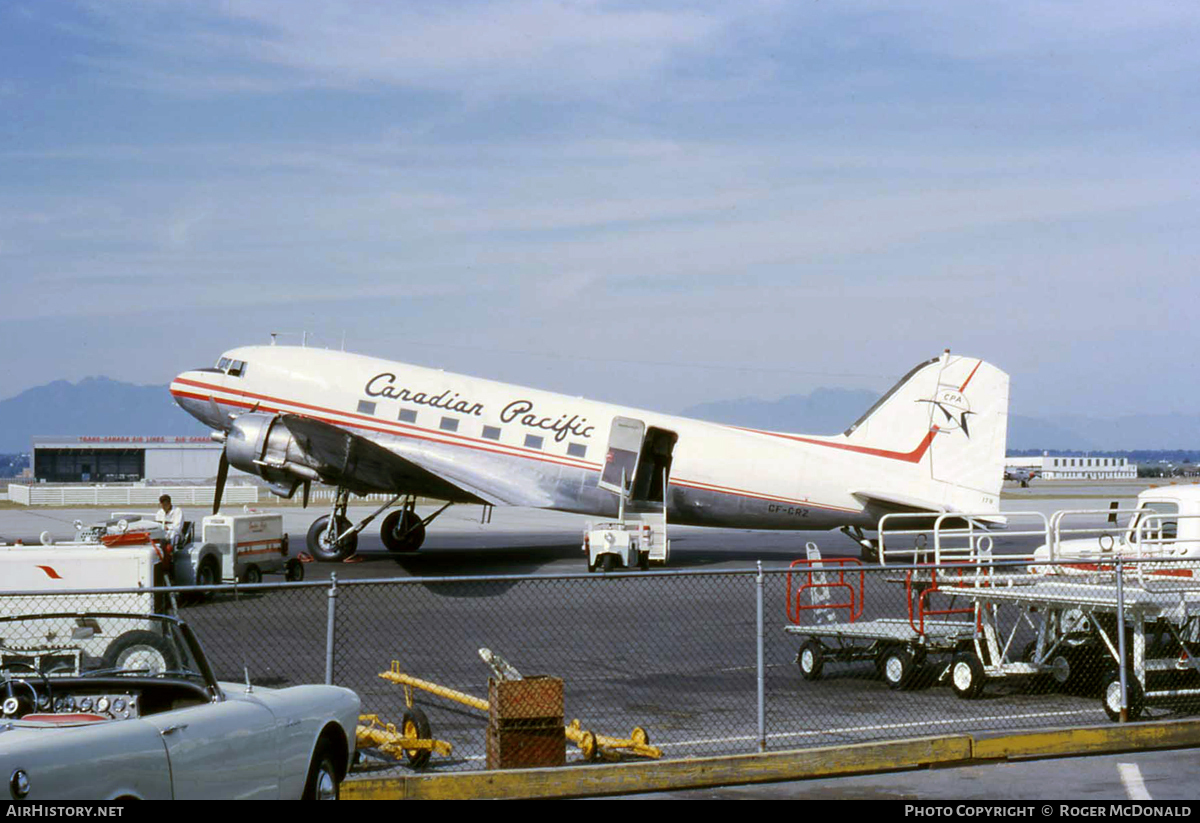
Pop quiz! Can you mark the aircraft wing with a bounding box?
[281,414,554,508]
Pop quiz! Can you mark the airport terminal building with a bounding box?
[1006,454,1137,480]
[31,435,224,483]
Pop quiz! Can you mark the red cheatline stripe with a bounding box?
[958,360,983,392]
[671,479,860,513]
[172,379,866,515]
[726,426,940,464]
[170,384,597,473]
[36,565,62,579]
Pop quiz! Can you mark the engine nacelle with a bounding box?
[224,413,325,485]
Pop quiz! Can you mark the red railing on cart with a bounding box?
[907,563,986,635]
[786,557,864,625]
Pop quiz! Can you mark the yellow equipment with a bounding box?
[355,711,452,770]
[379,661,662,762]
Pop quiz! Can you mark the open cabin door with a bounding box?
[599,417,644,496]
[598,417,678,506]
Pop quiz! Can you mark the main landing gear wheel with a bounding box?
[797,641,824,681]
[307,515,357,562]
[380,510,426,553]
[950,652,986,700]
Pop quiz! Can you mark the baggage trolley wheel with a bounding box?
[797,641,824,681]
[950,652,986,700]
[1100,669,1144,723]
[880,647,917,691]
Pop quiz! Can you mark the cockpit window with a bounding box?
[213,358,247,377]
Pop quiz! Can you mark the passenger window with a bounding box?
[440,417,459,432]
[568,443,587,458]
[482,426,501,441]
[398,409,418,424]
[357,400,376,415]
[524,434,543,450]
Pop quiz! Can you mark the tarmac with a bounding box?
[4,478,1200,800]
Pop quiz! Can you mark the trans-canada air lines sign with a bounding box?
[365,372,596,443]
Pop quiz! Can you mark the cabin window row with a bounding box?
[354,401,587,458]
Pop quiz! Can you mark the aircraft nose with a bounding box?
[170,369,222,429]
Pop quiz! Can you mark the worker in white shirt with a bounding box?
[156,494,185,545]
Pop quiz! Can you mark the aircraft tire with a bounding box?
[307,515,357,562]
[380,510,425,553]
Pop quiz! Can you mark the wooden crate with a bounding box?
[486,677,565,769]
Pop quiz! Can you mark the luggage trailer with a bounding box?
[938,574,1200,721]
[783,548,981,691]
[876,509,1200,719]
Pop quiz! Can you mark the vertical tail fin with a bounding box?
[845,350,1009,512]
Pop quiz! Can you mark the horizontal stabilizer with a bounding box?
[853,489,1008,528]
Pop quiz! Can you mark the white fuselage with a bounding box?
[171,346,1002,531]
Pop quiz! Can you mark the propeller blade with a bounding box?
[302,480,311,509]
[214,450,229,515]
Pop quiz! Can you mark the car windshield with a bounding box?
[0,612,206,684]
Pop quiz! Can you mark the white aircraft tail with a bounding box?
[844,351,1009,512]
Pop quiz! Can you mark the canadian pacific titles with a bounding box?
[364,373,595,442]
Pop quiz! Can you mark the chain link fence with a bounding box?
[4,556,1200,775]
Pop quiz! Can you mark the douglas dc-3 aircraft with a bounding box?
[170,347,1009,563]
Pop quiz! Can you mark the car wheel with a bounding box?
[102,631,178,674]
[242,564,262,584]
[303,743,340,800]
[600,553,616,573]
[402,706,433,770]
[797,641,824,681]
[380,510,426,553]
[307,515,356,562]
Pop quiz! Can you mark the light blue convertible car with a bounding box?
[0,612,359,800]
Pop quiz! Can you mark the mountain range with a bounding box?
[0,378,1195,453]
[0,378,207,452]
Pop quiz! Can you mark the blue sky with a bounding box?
[2,1,1198,419]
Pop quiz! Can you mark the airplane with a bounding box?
[1003,466,1039,487]
[169,346,1009,563]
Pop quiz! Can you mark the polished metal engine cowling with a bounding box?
[224,413,324,490]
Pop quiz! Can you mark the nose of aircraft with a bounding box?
[170,369,226,431]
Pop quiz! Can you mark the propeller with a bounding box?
[302,479,311,509]
[214,450,229,515]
